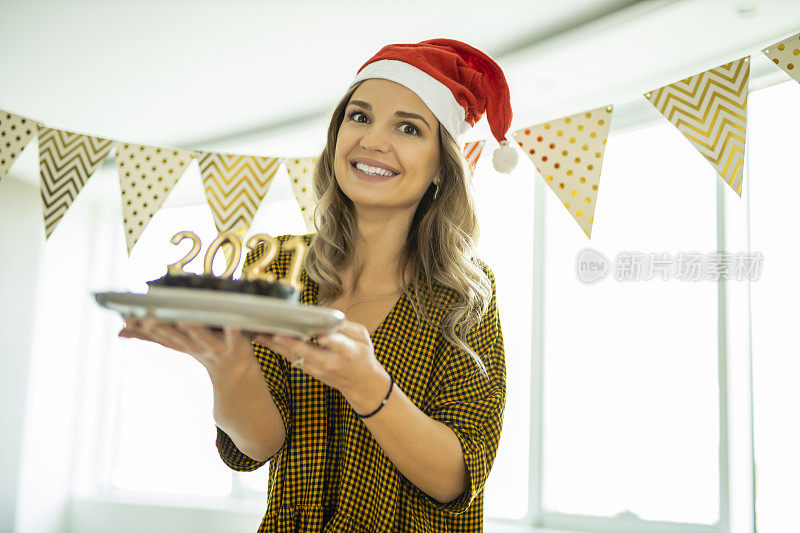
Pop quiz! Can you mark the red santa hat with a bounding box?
[349,38,519,174]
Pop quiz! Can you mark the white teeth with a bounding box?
[354,162,396,176]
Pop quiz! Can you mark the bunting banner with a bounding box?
[285,156,318,233]
[512,106,613,238]
[644,57,749,196]
[39,127,115,240]
[463,140,486,177]
[762,30,800,84]
[2,29,798,245]
[0,112,38,183]
[195,151,282,264]
[115,143,193,255]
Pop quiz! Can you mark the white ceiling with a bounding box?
[2,0,799,208]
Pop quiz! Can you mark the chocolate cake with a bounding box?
[146,272,300,302]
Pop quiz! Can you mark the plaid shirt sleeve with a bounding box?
[423,262,506,515]
[215,234,295,471]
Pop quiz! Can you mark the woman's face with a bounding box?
[334,78,441,211]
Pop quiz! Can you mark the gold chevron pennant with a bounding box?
[512,106,613,239]
[762,31,800,84]
[645,57,748,196]
[115,143,192,255]
[0,111,39,183]
[195,151,282,265]
[285,156,318,233]
[39,127,115,240]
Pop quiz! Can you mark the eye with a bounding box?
[347,110,368,123]
[346,110,422,137]
[399,123,421,136]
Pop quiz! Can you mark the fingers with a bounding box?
[223,324,248,347]
[119,318,152,341]
[176,321,223,352]
[141,319,194,353]
[119,319,178,351]
[261,335,330,376]
[317,331,357,354]
[328,321,372,345]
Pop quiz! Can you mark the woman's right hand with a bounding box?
[118,318,259,378]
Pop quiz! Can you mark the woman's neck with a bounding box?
[345,208,413,291]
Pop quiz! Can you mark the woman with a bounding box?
[120,38,516,532]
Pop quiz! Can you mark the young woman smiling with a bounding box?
[119,38,517,532]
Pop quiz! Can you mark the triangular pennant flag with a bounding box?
[284,156,318,233]
[762,31,800,84]
[0,111,39,183]
[512,106,613,239]
[195,151,282,265]
[39,127,115,240]
[115,143,193,255]
[463,140,486,177]
[645,57,748,196]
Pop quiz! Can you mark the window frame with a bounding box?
[72,70,790,533]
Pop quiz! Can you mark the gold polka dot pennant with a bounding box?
[195,151,282,264]
[115,142,193,255]
[463,140,486,178]
[39,127,115,240]
[284,156,318,233]
[512,106,613,239]
[762,31,800,84]
[0,111,39,183]
[644,57,748,197]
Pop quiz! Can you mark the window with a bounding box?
[80,81,798,532]
[99,162,536,515]
[474,156,535,519]
[745,79,800,533]
[539,121,720,526]
[105,169,308,500]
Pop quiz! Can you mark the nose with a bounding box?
[359,123,390,152]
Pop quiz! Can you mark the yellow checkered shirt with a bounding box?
[215,234,506,532]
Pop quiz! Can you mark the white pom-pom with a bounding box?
[492,140,518,174]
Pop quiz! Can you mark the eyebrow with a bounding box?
[347,100,432,131]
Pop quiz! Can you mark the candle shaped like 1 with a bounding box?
[282,236,309,292]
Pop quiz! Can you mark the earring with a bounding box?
[433,179,440,200]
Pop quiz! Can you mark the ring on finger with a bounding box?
[292,357,305,369]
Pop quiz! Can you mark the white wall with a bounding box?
[0,177,44,533]
[0,146,114,533]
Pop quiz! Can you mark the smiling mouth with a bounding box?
[350,161,400,179]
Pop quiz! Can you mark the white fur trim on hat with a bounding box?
[350,59,471,142]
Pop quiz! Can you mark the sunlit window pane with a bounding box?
[747,79,800,533]
[474,161,534,519]
[111,204,235,497]
[235,466,269,494]
[113,340,233,497]
[541,122,719,524]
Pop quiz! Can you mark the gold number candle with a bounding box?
[283,236,309,292]
[203,230,242,278]
[241,234,280,282]
[167,231,202,275]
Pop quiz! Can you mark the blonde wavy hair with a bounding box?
[304,81,493,374]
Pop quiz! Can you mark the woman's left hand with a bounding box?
[254,321,391,414]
